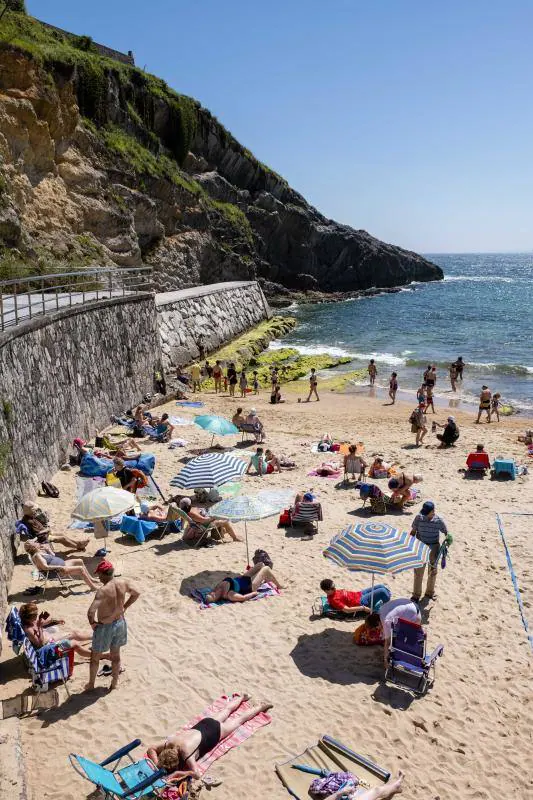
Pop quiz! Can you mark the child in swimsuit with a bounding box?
[491,393,501,422]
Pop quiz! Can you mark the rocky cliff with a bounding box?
[0,12,443,293]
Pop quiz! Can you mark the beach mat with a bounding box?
[275,735,390,799]
[191,582,280,609]
[180,694,271,774]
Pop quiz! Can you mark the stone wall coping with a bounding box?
[155,281,261,308]
[0,293,153,349]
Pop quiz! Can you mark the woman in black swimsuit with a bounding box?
[147,694,273,781]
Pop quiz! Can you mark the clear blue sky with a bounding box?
[27,0,533,253]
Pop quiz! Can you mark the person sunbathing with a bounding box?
[320,579,391,614]
[324,771,405,800]
[21,501,89,552]
[466,444,491,471]
[264,449,281,473]
[368,456,392,479]
[232,407,246,428]
[150,413,174,441]
[24,541,100,590]
[344,445,367,479]
[517,429,533,445]
[387,473,423,507]
[139,501,168,522]
[206,561,283,603]
[19,602,96,659]
[246,447,266,476]
[147,694,273,782]
[179,498,241,542]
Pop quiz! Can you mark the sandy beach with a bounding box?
[2,384,532,800]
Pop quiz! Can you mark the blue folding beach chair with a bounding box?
[385,617,443,695]
[69,740,167,798]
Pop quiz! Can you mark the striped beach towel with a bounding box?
[191,582,281,609]
[182,694,272,774]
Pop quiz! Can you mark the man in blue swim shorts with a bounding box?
[85,560,140,692]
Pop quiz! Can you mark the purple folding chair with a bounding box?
[385,617,443,695]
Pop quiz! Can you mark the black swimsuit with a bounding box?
[190,717,221,758]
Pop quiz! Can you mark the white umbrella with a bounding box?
[72,486,136,553]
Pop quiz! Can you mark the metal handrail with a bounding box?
[0,266,153,332]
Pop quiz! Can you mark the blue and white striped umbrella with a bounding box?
[324,521,430,575]
[170,452,246,489]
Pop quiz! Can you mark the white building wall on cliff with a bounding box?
[155,280,271,369]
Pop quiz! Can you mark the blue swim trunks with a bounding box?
[91,617,127,653]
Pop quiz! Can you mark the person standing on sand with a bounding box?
[227,363,237,397]
[410,501,448,601]
[476,385,492,423]
[305,368,320,402]
[368,359,377,386]
[85,561,140,691]
[389,372,398,404]
[190,363,202,393]
[213,360,223,393]
[410,403,427,447]
[425,382,435,414]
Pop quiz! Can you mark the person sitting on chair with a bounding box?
[178,498,242,543]
[21,502,90,552]
[435,416,460,447]
[24,541,100,591]
[245,408,264,443]
[466,443,491,471]
[232,407,246,428]
[19,602,98,659]
[344,445,367,479]
[320,579,391,614]
[147,694,273,782]
[206,560,283,603]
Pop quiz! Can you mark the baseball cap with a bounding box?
[250,408,257,415]
[447,416,455,423]
[303,492,315,501]
[94,560,114,575]
[421,501,435,516]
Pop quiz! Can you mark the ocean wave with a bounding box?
[268,341,405,365]
[443,275,515,283]
[404,358,533,375]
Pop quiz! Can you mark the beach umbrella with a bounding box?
[170,452,246,490]
[194,414,239,446]
[209,494,280,564]
[71,486,136,554]
[256,488,295,507]
[323,521,431,610]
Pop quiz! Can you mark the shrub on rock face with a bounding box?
[4,0,26,12]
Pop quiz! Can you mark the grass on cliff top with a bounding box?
[0,11,287,184]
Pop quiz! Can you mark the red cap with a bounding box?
[94,560,114,575]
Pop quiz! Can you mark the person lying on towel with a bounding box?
[146,694,273,781]
[320,579,391,615]
[323,770,405,800]
[206,560,283,603]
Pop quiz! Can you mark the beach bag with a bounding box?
[253,548,273,568]
[409,410,418,424]
[278,509,291,527]
[40,481,59,498]
[129,468,148,490]
[309,772,358,798]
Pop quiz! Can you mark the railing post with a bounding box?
[41,279,45,315]
[108,270,112,298]
[0,287,4,332]
[27,285,32,320]
[13,289,18,326]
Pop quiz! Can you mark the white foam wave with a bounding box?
[268,341,406,365]
[443,275,514,283]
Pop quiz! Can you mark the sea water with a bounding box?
[270,253,533,414]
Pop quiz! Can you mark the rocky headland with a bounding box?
[0,10,443,296]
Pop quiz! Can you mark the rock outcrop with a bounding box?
[0,13,443,292]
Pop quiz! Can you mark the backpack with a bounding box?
[40,481,59,498]
[129,468,148,490]
[253,548,273,568]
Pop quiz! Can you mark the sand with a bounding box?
[1,383,532,800]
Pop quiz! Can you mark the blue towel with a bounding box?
[176,401,204,408]
[120,515,158,543]
[36,642,59,669]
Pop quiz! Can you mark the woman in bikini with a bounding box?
[146,695,273,782]
[388,473,423,508]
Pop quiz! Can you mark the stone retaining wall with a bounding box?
[0,295,158,635]
[156,281,271,369]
